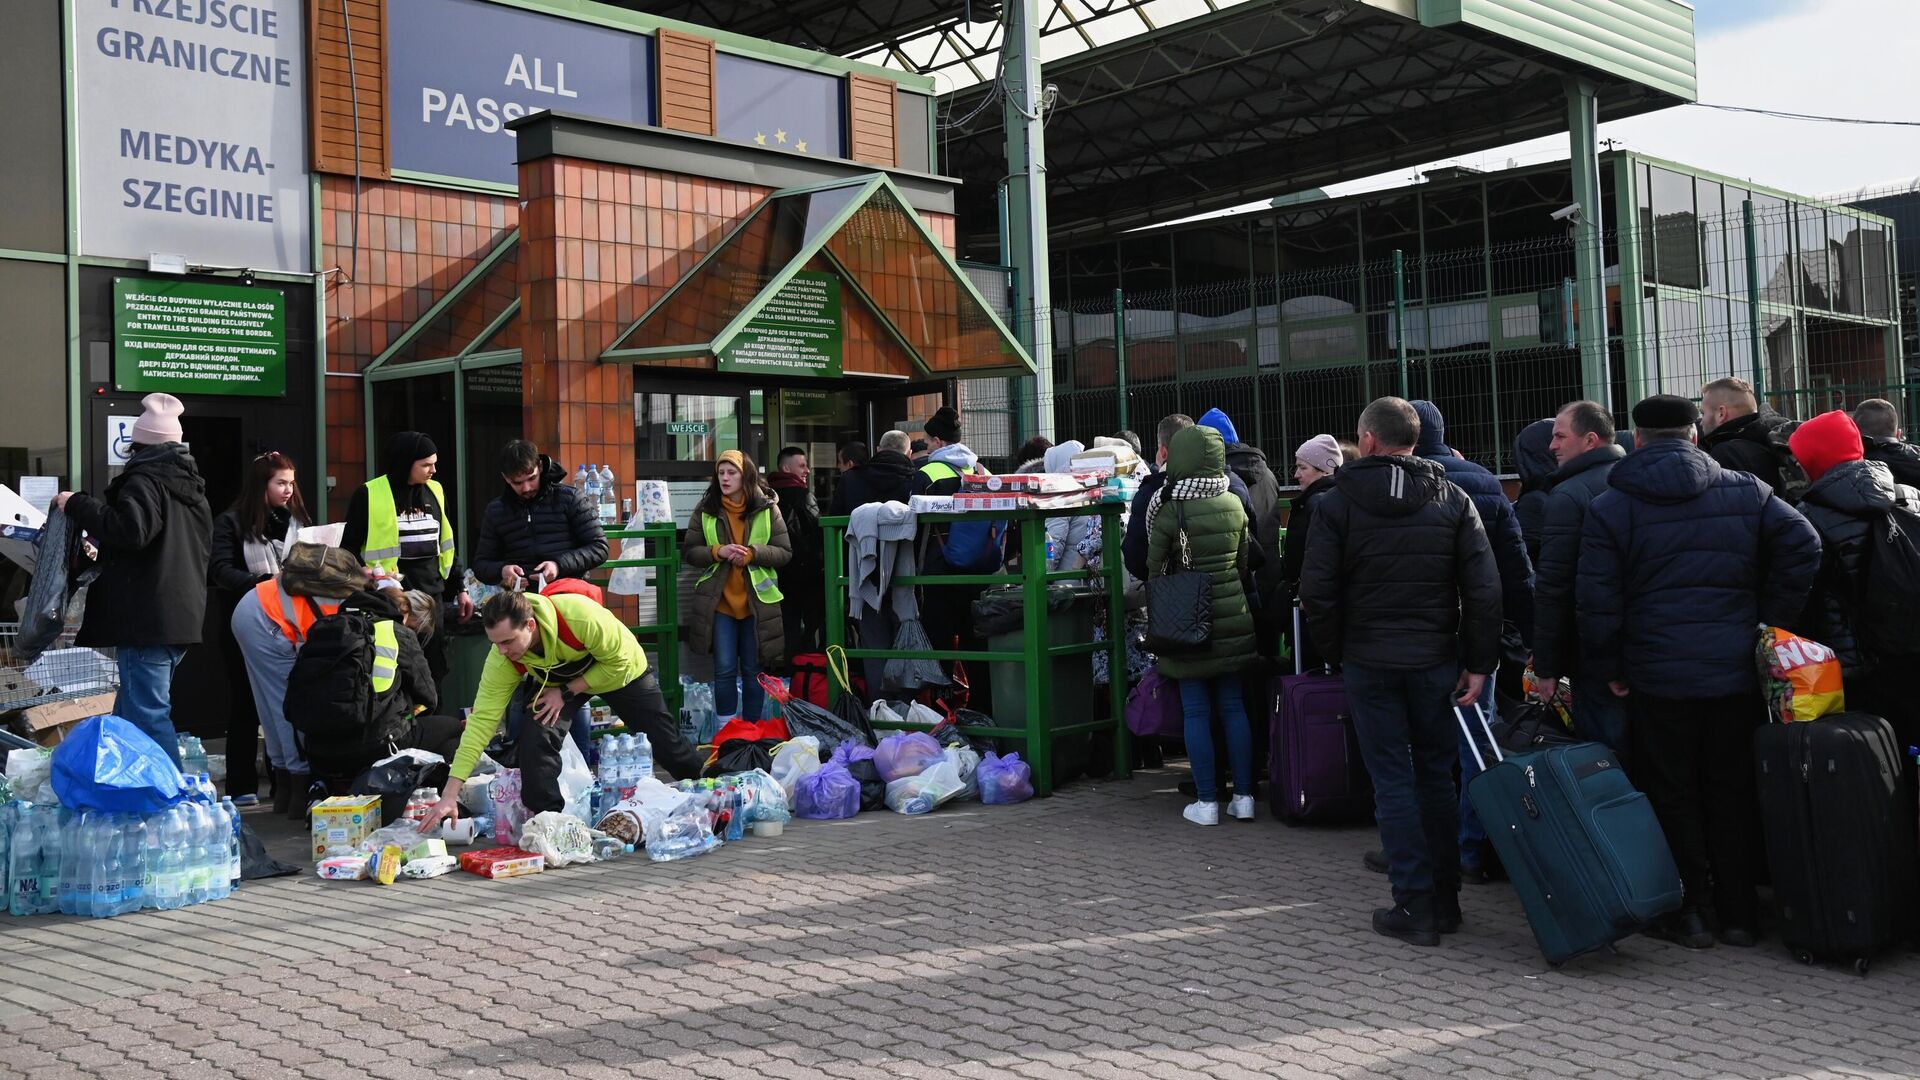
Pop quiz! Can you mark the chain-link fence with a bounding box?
[978,202,1908,476]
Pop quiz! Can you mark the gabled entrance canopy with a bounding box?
[601,174,1034,379]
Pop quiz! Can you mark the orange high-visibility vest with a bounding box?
[254,579,342,647]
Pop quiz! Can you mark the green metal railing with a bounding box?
[822,504,1130,797]
[590,523,683,715]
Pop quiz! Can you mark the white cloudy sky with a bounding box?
[1323,0,1920,202]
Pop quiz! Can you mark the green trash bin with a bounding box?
[985,585,1099,786]
[438,634,491,716]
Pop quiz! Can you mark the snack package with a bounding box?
[370,845,405,885]
[1757,625,1846,723]
[400,855,460,879]
[316,855,370,880]
[458,847,545,878]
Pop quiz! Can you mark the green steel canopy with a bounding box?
[601,173,1036,378]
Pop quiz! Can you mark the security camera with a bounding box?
[1550,203,1583,225]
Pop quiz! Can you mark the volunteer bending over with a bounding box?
[417,589,704,832]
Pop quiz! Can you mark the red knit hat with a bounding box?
[1787,409,1863,484]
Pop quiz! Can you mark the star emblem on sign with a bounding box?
[754,132,767,145]
[775,130,787,144]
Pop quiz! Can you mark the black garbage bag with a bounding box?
[239,819,301,880]
[784,697,871,749]
[832,687,873,744]
[16,508,84,666]
[971,583,1083,638]
[350,756,450,827]
[706,737,781,778]
[882,618,949,694]
[846,757,887,811]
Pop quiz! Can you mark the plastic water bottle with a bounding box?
[181,737,210,781]
[598,463,618,525]
[119,815,147,916]
[583,464,602,520]
[573,461,590,488]
[183,804,211,906]
[141,812,167,911]
[9,806,39,917]
[632,732,653,779]
[58,810,83,916]
[88,814,119,918]
[221,797,242,890]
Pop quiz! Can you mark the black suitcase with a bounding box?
[1752,713,1917,975]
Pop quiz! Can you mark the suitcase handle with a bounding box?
[1454,698,1502,772]
[1291,603,1332,677]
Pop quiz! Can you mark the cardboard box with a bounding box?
[950,492,1029,513]
[458,847,545,879]
[12,692,115,748]
[962,473,1045,493]
[311,794,382,861]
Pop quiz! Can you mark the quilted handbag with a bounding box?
[1143,504,1212,655]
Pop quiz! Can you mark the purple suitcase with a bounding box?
[1269,607,1374,823]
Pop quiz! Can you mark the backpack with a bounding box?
[284,608,378,777]
[1852,499,1920,656]
[918,461,1007,573]
[1757,421,1810,505]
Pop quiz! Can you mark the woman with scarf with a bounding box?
[342,431,473,679]
[685,451,793,723]
[1146,424,1257,826]
[208,451,309,805]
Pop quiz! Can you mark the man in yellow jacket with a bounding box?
[417,589,702,830]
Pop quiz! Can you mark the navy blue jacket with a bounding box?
[1512,418,1557,566]
[1577,439,1821,698]
[1529,443,1625,680]
[1411,401,1534,644]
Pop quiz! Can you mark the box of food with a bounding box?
[961,473,1045,493]
[458,847,546,879]
[950,492,1028,513]
[310,795,382,861]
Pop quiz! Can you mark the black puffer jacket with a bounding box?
[1862,434,1920,490]
[1278,473,1336,596]
[829,450,918,515]
[1701,406,1795,497]
[1795,459,1919,677]
[471,455,607,585]
[1512,418,1557,565]
[1299,455,1503,673]
[1411,401,1534,644]
[1578,439,1821,697]
[65,443,212,648]
[1530,443,1625,679]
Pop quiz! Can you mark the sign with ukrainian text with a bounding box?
[114,278,287,397]
[389,0,654,186]
[719,271,843,379]
[75,0,310,272]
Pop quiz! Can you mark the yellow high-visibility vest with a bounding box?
[361,477,455,578]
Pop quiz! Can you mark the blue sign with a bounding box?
[388,0,654,185]
[715,55,845,160]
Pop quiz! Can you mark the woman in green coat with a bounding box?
[1147,424,1257,826]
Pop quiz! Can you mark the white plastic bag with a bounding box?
[559,737,594,825]
[906,702,946,729]
[769,736,822,800]
[5,748,55,805]
[520,810,596,867]
[597,776,689,846]
[870,700,907,730]
[884,759,966,815]
[942,744,981,800]
[373,747,445,770]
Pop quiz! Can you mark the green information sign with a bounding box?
[719,270,842,378]
[113,278,287,397]
[666,421,710,436]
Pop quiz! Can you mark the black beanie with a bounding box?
[1630,395,1699,430]
[925,406,961,443]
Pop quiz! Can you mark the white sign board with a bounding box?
[105,414,136,467]
[73,0,311,272]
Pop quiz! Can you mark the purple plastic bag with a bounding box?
[794,763,861,820]
[873,732,943,783]
[977,751,1035,805]
[829,740,875,766]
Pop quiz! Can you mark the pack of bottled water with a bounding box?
[4,774,243,919]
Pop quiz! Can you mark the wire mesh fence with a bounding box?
[982,203,1910,476]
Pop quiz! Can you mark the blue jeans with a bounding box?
[712,613,763,721]
[1572,685,1630,766]
[116,645,187,768]
[1178,674,1252,803]
[1344,662,1462,902]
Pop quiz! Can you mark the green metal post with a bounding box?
[1743,198,1765,398]
[823,516,846,710]
[1113,288,1128,435]
[1393,249,1408,399]
[1021,509,1052,796]
[1003,0,1055,439]
[1102,505,1129,778]
[656,525,680,711]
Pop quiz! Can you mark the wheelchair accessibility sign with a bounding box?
[106,414,136,466]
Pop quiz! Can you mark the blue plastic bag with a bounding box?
[977,751,1035,805]
[793,763,861,820]
[51,715,186,814]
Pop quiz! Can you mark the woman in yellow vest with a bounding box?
[685,450,793,723]
[342,431,473,678]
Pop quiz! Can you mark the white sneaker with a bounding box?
[1227,795,1257,821]
[1182,800,1220,826]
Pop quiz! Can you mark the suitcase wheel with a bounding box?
[1794,950,1814,966]
[1854,958,1871,977]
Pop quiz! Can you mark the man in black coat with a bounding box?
[1851,397,1920,489]
[1699,376,1798,499]
[472,440,608,589]
[1527,401,1627,755]
[1511,418,1557,566]
[1302,397,1503,947]
[830,430,917,514]
[1578,394,1820,950]
[55,392,212,767]
[769,446,823,655]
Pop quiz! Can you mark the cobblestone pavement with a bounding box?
[3,768,1919,1080]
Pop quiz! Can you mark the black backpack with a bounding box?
[284,608,378,777]
[1852,499,1920,657]
[1757,420,1810,505]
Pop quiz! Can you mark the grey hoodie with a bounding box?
[848,501,919,619]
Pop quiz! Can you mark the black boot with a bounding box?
[1373,895,1440,946]
[272,768,292,814]
[1435,890,1463,935]
[286,773,312,821]
[1648,910,1714,950]
[1362,849,1389,874]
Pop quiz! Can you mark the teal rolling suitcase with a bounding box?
[1457,702,1684,965]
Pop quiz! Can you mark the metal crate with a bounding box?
[0,623,117,710]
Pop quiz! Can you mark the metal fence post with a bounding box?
[1113,288,1128,436]
[1394,249,1409,399]
[1744,199,1766,398]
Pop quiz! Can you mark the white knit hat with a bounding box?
[1294,434,1342,477]
[130,393,185,445]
